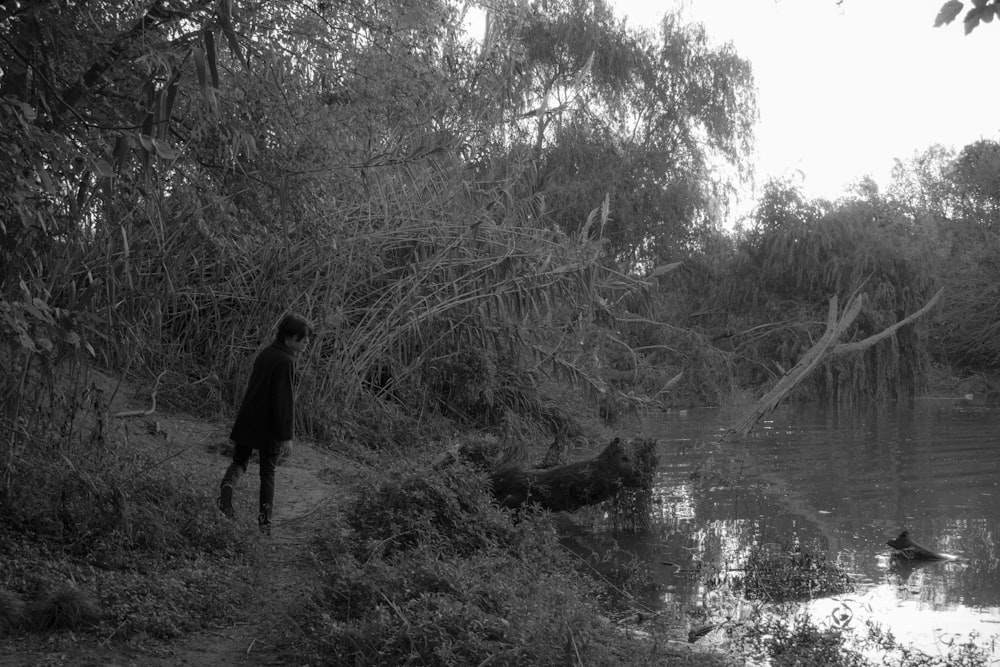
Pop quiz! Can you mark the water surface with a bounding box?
[576,399,1000,658]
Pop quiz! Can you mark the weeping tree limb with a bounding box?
[719,288,942,444]
[720,289,944,444]
[830,288,944,356]
[719,294,864,444]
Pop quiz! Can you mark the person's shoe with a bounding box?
[258,503,272,536]
[217,484,235,518]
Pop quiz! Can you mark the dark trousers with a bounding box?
[221,441,280,525]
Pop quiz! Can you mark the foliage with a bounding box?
[925,220,1000,370]
[935,0,1000,35]
[1,524,254,639]
[2,0,717,440]
[733,544,854,603]
[493,2,757,271]
[0,362,257,641]
[741,613,867,667]
[700,180,938,404]
[283,462,660,666]
[736,611,992,667]
[863,621,992,667]
[887,141,1000,372]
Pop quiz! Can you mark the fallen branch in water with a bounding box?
[720,288,944,445]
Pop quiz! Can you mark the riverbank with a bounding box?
[0,371,736,666]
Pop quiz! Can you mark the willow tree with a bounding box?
[478,1,756,273]
[887,141,1000,372]
[711,180,939,404]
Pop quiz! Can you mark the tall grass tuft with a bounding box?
[29,584,103,631]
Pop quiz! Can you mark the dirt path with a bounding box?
[130,414,359,666]
[0,367,364,667]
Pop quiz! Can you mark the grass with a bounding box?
[0,368,261,646]
[274,460,728,666]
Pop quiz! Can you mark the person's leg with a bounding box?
[257,445,280,534]
[218,441,253,517]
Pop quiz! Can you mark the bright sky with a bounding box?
[612,0,1000,203]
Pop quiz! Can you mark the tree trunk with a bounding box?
[720,288,943,444]
[489,438,646,512]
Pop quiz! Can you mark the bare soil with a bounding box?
[0,372,364,667]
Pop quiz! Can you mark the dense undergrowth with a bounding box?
[278,462,678,666]
[0,438,258,641]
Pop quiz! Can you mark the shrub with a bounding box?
[744,613,867,667]
[283,463,653,666]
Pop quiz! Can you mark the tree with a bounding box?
[482,2,757,273]
[713,180,938,403]
[884,140,1000,372]
[946,139,1000,227]
[885,145,959,221]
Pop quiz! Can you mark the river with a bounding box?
[569,398,1000,661]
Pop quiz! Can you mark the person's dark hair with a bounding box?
[276,313,312,341]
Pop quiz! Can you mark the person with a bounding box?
[217,313,311,534]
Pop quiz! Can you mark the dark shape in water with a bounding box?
[887,530,958,561]
[489,438,649,512]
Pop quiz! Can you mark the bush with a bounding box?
[742,613,867,667]
[0,370,258,641]
[283,463,654,666]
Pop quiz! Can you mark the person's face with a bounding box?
[286,334,308,355]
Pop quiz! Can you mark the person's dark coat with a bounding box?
[229,340,295,450]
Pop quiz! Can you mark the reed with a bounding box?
[56,157,641,439]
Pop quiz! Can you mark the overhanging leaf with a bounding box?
[934,1,963,27]
[205,29,220,88]
[964,7,982,33]
[650,261,683,277]
[193,46,207,89]
[151,138,180,160]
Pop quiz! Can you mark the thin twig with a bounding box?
[100,618,128,646]
[113,369,167,417]
[139,446,191,475]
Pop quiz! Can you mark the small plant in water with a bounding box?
[741,612,868,667]
[732,603,995,667]
[734,542,854,602]
[861,620,993,667]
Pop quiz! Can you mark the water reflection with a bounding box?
[580,401,1000,658]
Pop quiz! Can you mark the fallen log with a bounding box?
[887,530,958,561]
[488,438,648,513]
[720,288,943,445]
